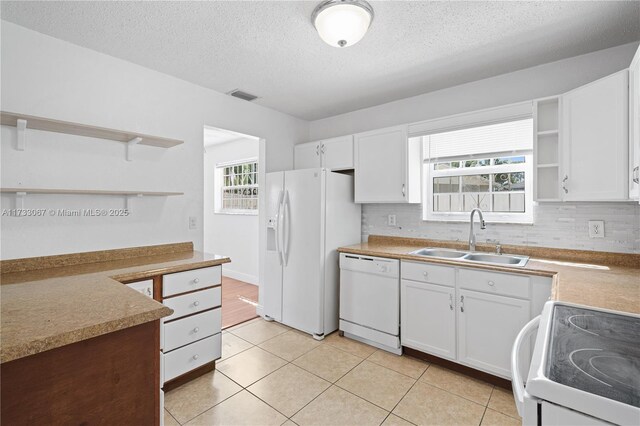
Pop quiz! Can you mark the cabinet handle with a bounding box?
[449,293,453,311]
[460,295,465,313]
[402,184,406,197]
[634,166,639,184]
[193,278,200,284]
[487,280,495,287]
[193,354,199,360]
[193,301,200,307]
[562,175,568,194]
[321,144,326,154]
[193,327,200,333]
[316,145,320,156]
[422,271,428,279]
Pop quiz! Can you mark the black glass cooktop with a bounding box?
[547,305,640,407]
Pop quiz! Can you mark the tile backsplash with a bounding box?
[362,202,640,254]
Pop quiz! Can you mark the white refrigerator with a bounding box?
[264,168,361,339]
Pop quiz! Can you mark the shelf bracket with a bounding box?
[126,137,142,161]
[16,119,27,151]
[16,191,26,209]
[125,193,143,210]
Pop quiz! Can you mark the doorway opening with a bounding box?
[203,125,261,329]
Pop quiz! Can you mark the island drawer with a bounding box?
[163,308,221,352]
[163,287,221,322]
[458,268,530,299]
[163,333,221,382]
[163,266,221,297]
[401,261,455,287]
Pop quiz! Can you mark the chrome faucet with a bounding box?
[469,208,486,251]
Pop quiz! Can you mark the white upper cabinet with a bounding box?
[629,45,640,201]
[294,135,354,171]
[354,125,421,203]
[561,70,629,201]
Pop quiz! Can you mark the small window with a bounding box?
[423,119,533,223]
[215,159,258,214]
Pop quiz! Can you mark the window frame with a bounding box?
[214,157,259,215]
[423,149,534,224]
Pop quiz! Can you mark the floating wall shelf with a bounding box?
[1,188,183,209]
[1,111,183,160]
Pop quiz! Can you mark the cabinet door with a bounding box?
[562,70,629,201]
[629,45,640,201]
[294,142,321,170]
[321,135,354,170]
[354,126,408,203]
[457,289,530,378]
[401,279,456,360]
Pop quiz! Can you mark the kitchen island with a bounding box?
[0,242,230,426]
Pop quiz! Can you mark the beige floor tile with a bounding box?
[229,319,289,344]
[367,350,429,379]
[393,381,485,426]
[481,408,521,426]
[258,330,322,361]
[164,409,180,426]
[420,364,493,405]
[164,370,242,424]
[381,414,416,426]
[293,344,363,382]
[225,317,262,332]
[292,385,389,426]
[282,421,298,426]
[221,331,253,360]
[488,387,520,419]
[216,346,287,387]
[248,363,331,417]
[324,332,377,358]
[336,361,416,410]
[185,390,287,426]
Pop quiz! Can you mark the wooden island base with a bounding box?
[1,321,160,426]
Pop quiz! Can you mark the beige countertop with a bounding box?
[339,236,640,315]
[0,246,230,364]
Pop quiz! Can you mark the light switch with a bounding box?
[588,220,604,238]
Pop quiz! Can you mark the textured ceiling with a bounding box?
[2,1,639,120]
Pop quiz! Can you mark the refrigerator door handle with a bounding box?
[283,190,291,267]
[275,190,285,266]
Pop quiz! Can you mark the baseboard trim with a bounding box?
[222,269,258,285]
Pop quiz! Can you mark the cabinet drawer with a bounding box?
[163,308,221,352]
[163,266,221,297]
[163,287,221,322]
[401,261,455,287]
[163,333,221,383]
[458,268,530,299]
[126,279,154,298]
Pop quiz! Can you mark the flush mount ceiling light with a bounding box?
[312,0,374,48]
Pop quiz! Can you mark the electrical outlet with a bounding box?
[189,216,197,230]
[388,214,397,226]
[588,220,604,238]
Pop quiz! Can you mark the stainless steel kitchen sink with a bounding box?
[409,247,529,267]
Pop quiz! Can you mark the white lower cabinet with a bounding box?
[400,260,550,379]
[401,279,456,360]
[457,289,530,378]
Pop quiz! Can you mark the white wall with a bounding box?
[308,42,640,140]
[0,21,308,260]
[203,138,259,284]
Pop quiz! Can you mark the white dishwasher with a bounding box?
[339,253,401,354]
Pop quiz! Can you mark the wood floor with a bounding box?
[221,276,259,329]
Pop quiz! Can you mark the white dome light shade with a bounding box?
[312,1,373,48]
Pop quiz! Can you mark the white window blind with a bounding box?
[424,119,533,160]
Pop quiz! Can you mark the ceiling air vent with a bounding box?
[228,89,259,102]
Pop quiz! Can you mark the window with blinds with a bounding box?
[423,118,533,223]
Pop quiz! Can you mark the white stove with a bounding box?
[512,301,640,425]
